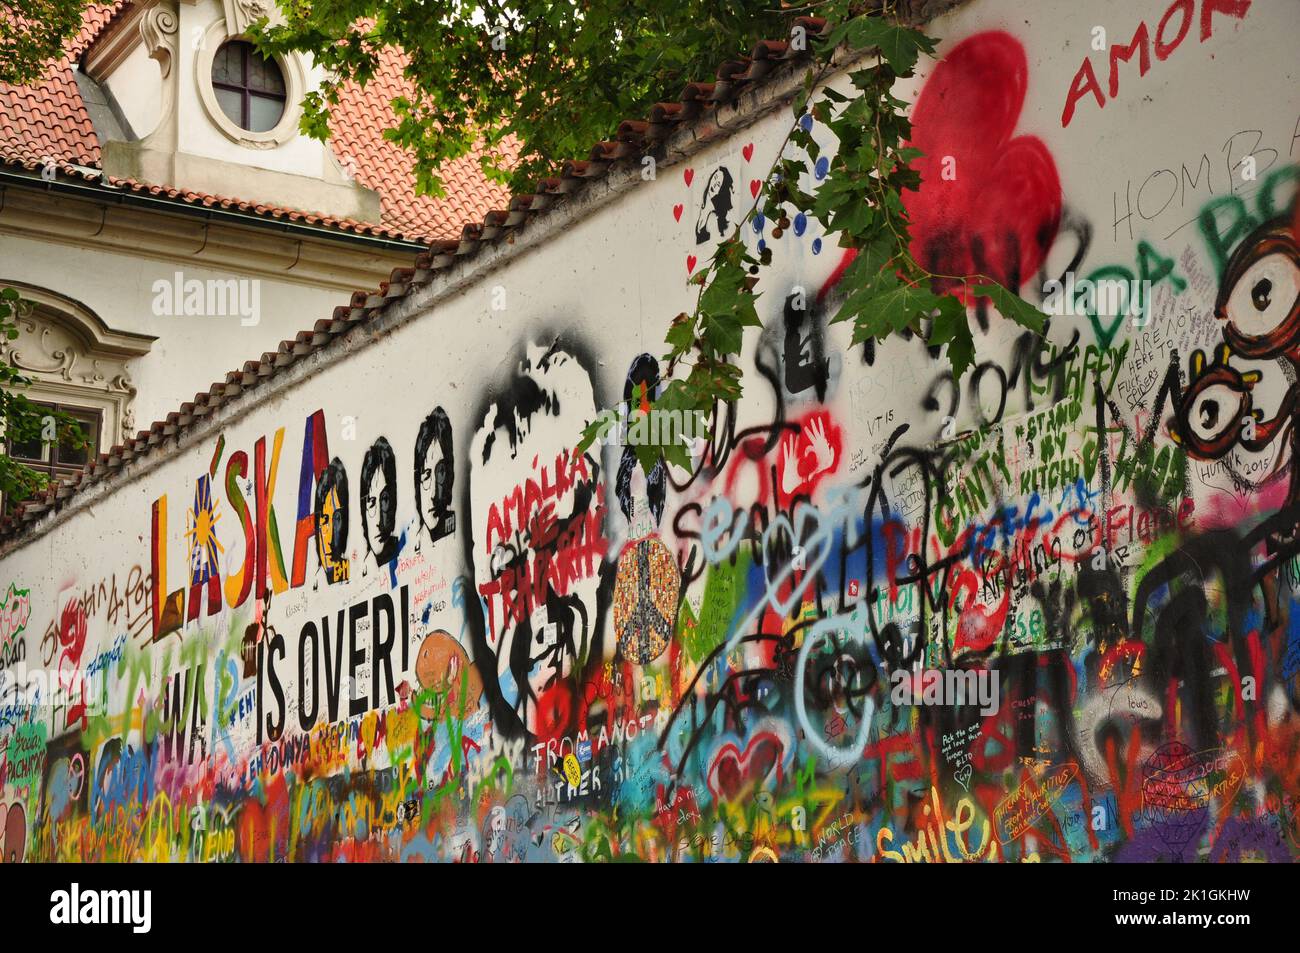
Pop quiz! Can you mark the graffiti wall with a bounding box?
[1,0,1298,863]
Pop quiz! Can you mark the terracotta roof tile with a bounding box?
[329,43,515,241]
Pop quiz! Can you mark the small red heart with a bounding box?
[749,179,761,198]
[742,143,754,162]
[672,204,683,222]
[683,168,694,187]
[686,255,697,274]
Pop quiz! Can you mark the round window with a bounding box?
[210,41,286,133]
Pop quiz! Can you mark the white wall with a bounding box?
[0,229,369,429]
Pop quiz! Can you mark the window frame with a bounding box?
[210,40,287,134]
[6,400,103,483]
[196,22,306,149]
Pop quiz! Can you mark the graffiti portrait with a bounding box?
[1173,216,1300,539]
[314,457,350,585]
[466,339,608,739]
[360,437,400,567]
[414,407,456,548]
[695,167,735,244]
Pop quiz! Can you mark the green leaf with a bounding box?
[661,439,693,474]
[946,319,976,382]
[842,19,937,74]
[972,282,1047,334]
[665,313,696,354]
[633,441,661,474]
[576,417,604,455]
[927,294,967,346]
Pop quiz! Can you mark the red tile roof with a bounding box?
[0,2,513,243]
[0,12,841,542]
[330,43,521,242]
[0,2,115,172]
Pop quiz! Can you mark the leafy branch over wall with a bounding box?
[577,10,1048,475]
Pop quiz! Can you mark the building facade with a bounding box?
[0,0,505,465]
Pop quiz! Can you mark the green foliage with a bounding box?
[0,0,91,85]
[578,11,1046,468]
[253,0,789,196]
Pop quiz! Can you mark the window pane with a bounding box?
[247,53,285,95]
[8,433,46,462]
[215,86,244,126]
[55,413,97,468]
[7,402,52,462]
[249,93,284,133]
[212,43,242,85]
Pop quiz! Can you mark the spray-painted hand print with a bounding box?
[778,411,842,499]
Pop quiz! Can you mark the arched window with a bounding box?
[0,284,154,484]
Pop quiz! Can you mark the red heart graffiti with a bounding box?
[901,31,1061,303]
[672,204,683,222]
[742,143,754,162]
[749,179,761,198]
[683,168,694,187]
[0,802,26,863]
[707,734,783,801]
[686,255,697,274]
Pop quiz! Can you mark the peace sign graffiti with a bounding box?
[613,537,680,665]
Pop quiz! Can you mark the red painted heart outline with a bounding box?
[706,733,784,801]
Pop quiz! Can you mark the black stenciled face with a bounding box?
[414,407,454,541]
[360,436,398,561]
[363,468,393,554]
[419,441,448,528]
[695,168,734,243]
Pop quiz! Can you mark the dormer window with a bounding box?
[195,21,306,149]
[211,41,286,133]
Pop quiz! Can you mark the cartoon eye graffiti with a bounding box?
[1216,219,1300,359]
[1187,382,1245,444]
[1171,345,1262,459]
[1224,252,1300,339]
